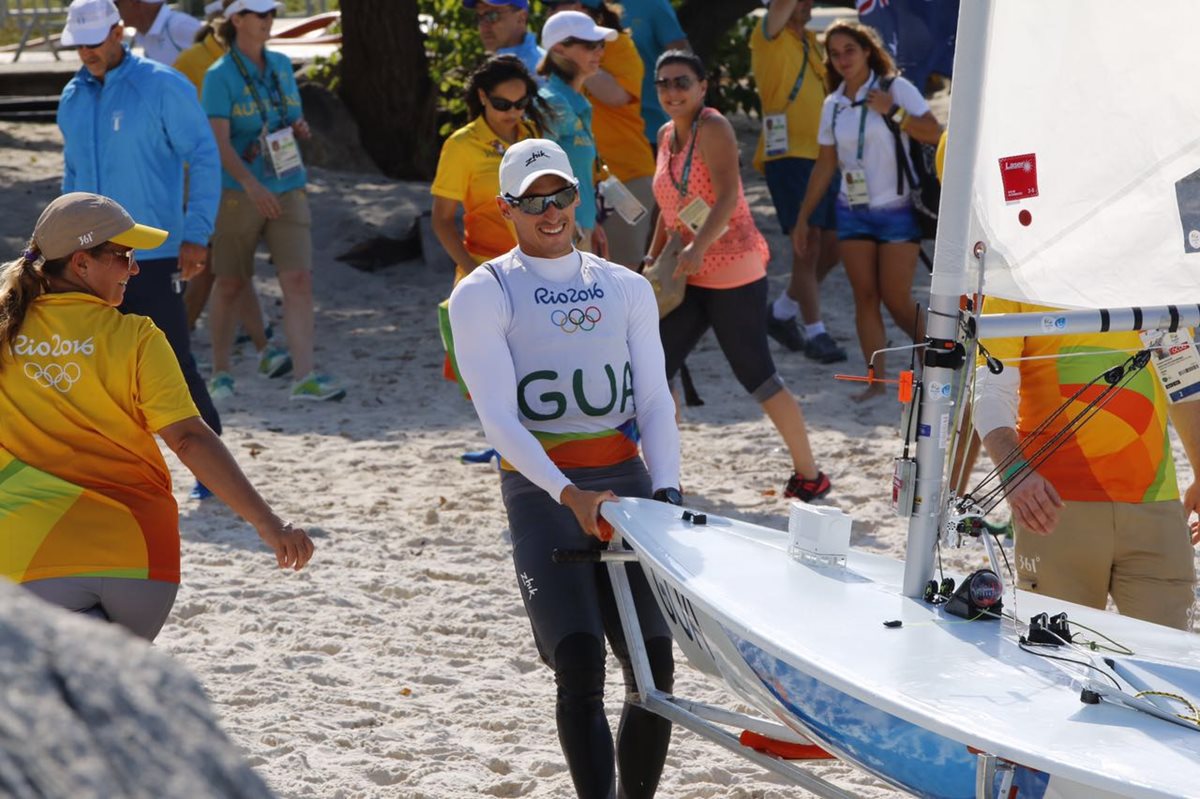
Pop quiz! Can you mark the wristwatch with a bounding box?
[653,487,683,506]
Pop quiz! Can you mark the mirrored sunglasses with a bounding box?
[505,185,578,215]
[654,75,695,91]
[488,94,531,112]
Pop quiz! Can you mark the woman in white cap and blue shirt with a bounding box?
[449,140,680,797]
[0,193,313,641]
[202,0,346,402]
[537,10,618,256]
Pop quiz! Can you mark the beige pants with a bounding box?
[601,175,655,269]
[1014,499,1196,629]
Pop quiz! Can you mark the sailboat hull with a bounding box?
[605,498,1200,799]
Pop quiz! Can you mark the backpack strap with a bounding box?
[879,75,917,195]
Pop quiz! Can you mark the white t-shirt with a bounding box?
[817,71,930,209]
[138,6,202,66]
[448,247,681,502]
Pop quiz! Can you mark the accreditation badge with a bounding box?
[844,168,870,208]
[1140,329,1200,403]
[764,112,789,158]
[678,196,712,235]
[262,127,303,179]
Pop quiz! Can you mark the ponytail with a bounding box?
[0,241,66,365]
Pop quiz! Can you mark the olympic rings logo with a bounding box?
[23,361,82,393]
[550,306,602,334]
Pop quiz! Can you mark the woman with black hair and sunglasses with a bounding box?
[431,55,550,284]
[537,10,618,255]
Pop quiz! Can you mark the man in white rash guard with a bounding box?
[448,138,681,799]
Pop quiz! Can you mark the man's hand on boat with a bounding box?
[560,484,619,541]
[1005,471,1063,535]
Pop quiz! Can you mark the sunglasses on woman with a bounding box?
[238,9,276,18]
[488,94,531,112]
[654,75,695,91]
[561,37,604,51]
[504,185,579,215]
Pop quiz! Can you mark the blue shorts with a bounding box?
[835,201,920,243]
[764,157,839,234]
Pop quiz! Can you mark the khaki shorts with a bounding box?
[211,188,312,279]
[1014,499,1196,629]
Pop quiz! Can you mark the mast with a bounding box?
[901,0,993,597]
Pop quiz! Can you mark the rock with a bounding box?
[0,580,275,799]
[296,81,379,174]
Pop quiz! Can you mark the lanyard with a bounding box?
[785,36,812,105]
[230,48,290,134]
[831,74,877,163]
[668,110,703,197]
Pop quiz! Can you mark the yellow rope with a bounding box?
[1134,691,1200,726]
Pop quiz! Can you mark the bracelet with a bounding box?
[1001,459,1029,483]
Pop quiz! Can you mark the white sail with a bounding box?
[952,0,1200,308]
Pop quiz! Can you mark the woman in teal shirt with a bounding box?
[537,11,616,255]
[201,0,345,403]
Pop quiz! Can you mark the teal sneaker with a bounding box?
[289,372,346,402]
[258,345,293,379]
[208,372,235,401]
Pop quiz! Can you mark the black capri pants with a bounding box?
[659,276,785,403]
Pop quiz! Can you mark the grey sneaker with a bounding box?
[258,345,293,379]
[804,332,848,364]
[766,308,805,352]
[208,372,235,401]
[290,372,346,402]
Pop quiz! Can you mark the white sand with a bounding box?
[1,117,1195,799]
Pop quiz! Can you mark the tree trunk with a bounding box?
[675,0,760,66]
[339,0,438,180]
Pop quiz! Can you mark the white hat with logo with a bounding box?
[540,10,617,51]
[60,0,120,48]
[224,0,283,15]
[499,139,578,199]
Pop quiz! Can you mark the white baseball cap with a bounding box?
[60,0,120,48]
[540,10,617,52]
[224,0,283,15]
[204,0,224,14]
[499,139,578,199]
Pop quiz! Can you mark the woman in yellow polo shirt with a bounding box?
[431,55,549,284]
[0,193,313,641]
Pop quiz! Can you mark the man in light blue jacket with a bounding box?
[58,0,222,500]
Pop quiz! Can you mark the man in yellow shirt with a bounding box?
[975,297,1200,629]
[752,0,846,364]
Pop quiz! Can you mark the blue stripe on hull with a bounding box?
[730,633,1050,799]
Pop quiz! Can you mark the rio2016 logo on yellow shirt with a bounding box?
[11,334,94,394]
[23,362,82,393]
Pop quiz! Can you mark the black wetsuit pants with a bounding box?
[501,458,675,799]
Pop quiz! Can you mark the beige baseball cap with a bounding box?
[33,193,168,260]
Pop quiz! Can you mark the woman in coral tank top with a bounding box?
[645,50,831,501]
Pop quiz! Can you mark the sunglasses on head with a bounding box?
[654,74,695,91]
[561,37,604,50]
[505,185,578,215]
[488,94,531,112]
[238,8,276,18]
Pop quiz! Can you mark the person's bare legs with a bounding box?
[277,269,315,378]
[761,389,818,479]
[878,241,922,342]
[210,275,247,375]
[184,269,215,330]
[238,287,270,352]
[788,225,823,326]
[840,240,887,401]
[815,228,839,281]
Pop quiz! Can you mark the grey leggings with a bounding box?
[22,577,179,641]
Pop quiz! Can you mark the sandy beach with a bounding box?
[1,114,1196,799]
